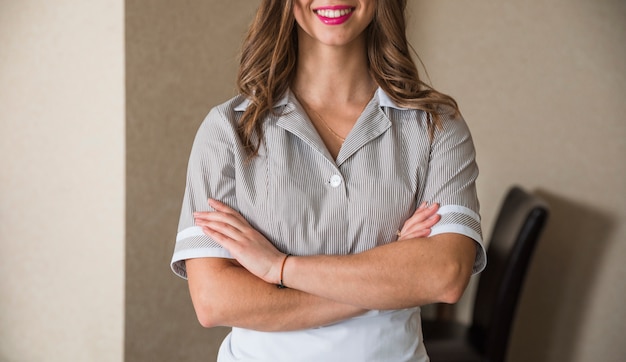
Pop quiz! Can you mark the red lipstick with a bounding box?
[313,5,355,25]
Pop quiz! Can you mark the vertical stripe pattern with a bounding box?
[171,88,485,278]
[169,89,486,361]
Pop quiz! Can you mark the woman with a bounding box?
[171,1,486,361]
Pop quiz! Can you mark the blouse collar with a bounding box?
[234,87,409,111]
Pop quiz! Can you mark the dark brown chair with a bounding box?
[422,186,549,362]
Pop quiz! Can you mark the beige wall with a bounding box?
[2,0,625,361]
[0,1,125,362]
[408,1,626,361]
[124,1,255,361]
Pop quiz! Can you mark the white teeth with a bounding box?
[316,8,353,18]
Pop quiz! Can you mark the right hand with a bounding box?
[397,202,440,240]
[194,199,286,285]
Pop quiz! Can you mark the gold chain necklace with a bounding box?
[299,100,346,141]
[295,89,376,143]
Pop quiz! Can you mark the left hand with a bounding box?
[397,202,440,240]
[194,199,286,284]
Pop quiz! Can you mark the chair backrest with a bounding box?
[468,186,549,361]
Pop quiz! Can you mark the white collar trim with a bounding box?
[375,88,410,110]
[233,92,290,112]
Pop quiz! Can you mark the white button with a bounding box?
[329,175,342,188]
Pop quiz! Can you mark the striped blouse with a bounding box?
[171,88,486,362]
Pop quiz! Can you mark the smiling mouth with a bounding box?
[314,7,355,19]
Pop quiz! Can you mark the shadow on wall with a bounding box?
[508,189,616,362]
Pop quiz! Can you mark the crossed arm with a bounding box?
[186,199,476,332]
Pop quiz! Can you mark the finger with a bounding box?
[401,213,441,236]
[398,228,431,240]
[418,213,441,229]
[198,220,244,241]
[201,225,240,253]
[207,198,231,212]
[208,199,248,224]
[402,203,439,230]
[410,202,438,221]
[407,202,428,219]
[194,211,245,231]
[417,202,439,218]
[399,212,440,237]
[192,211,213,223]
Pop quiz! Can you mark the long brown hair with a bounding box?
[237,0,459,157]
